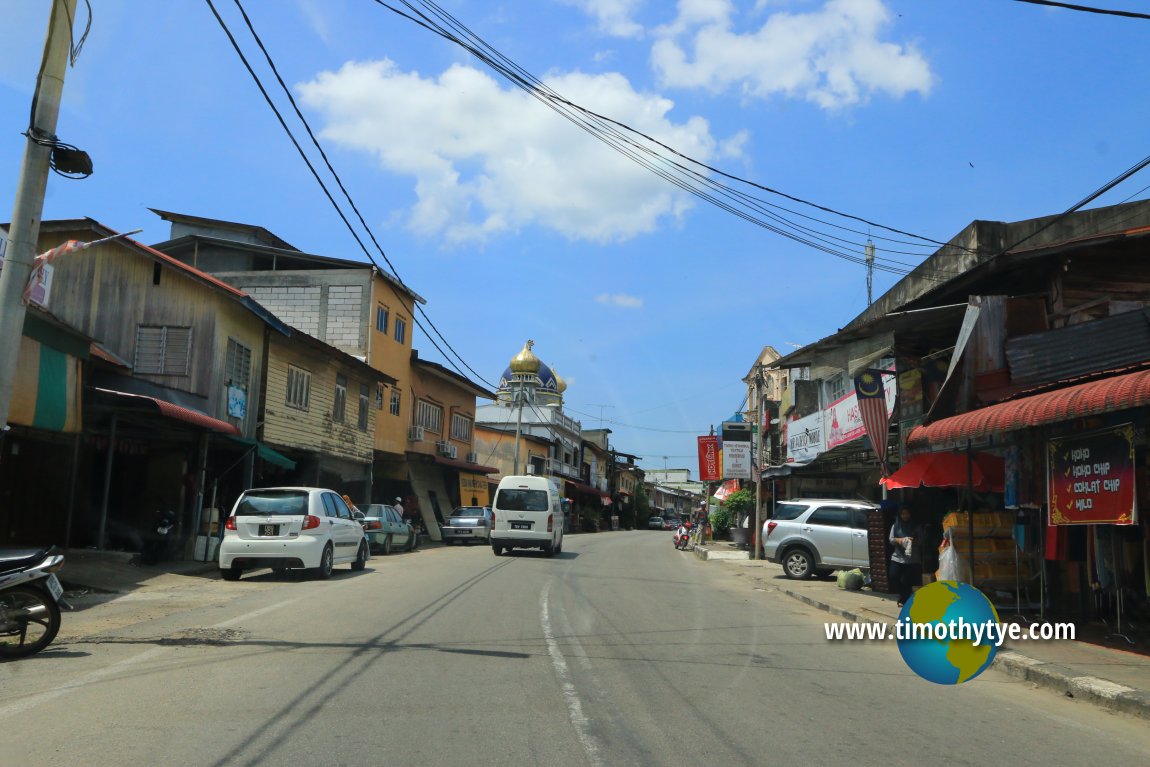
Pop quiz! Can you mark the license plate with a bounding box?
[511,522,531,530]
[453,530,470,536]
[259,524,279,536]
[46,573,63,602]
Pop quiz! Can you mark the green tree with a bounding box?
[634,483,651,519]
[709,501,733,536]
[725,489,754,522]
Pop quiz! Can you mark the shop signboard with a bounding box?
[459,473,490,506]
[1048,424,1137,525]
[723,440,751,479]
[697,435,721,481]
[786,410,824,463]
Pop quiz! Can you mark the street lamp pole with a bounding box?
[513,378,524,475]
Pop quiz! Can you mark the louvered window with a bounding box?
[225,338,252,389]
[134,325,192,375]
[333,374,348,423]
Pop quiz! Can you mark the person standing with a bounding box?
[889,505,921,608]
[393,496,404,518]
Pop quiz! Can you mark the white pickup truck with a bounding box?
[440,506,492,545]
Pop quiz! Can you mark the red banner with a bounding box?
[1048,424,1137,526]
[697,436,721,482]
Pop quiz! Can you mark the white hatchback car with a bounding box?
[219,487,368,581]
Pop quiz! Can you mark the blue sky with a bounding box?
[2,0,1149,475]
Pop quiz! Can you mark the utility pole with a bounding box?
[865,239,876,307]
[0,0,77,436]
[753,363,764,560]
[513,378,525,475]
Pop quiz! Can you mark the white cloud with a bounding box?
[596,293,645,308]
[298,60,734,244]
[565,0,646,38]
[652,0,933,109]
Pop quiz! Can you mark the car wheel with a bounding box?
[221,567,242,582]
[351,540,368,571]
[555,540,563,555]
[314,544,334,580]
[492,545,503,556]
[542,542,554,557]
[405,533,414,552]
[783,547,814,580]
[382,535,393,555]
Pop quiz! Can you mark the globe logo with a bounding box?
[896,581,1000,685]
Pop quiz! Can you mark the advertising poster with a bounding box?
[1048,424,1137,525]
[825,370,897,451]
[786,410,824,464]
[697,436,721,481]
[459,473,490,506]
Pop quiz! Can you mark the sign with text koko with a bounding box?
[1048,424,1137,526]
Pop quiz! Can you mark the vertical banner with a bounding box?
[854,370,894,474]
[1048,424,1137,525]
[722,422,752,480]
[697,436,721,481]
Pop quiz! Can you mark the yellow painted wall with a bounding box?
[263,334,376,463]
[369,274,416,456]
[409,364,481,460]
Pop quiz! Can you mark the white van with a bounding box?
[490,475,564,556]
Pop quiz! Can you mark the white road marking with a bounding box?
[541,582,603,767]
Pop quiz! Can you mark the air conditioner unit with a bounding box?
[408,425,425,441]
[466,451,478,464]
[436,440,452,457]
[447,444,458,459]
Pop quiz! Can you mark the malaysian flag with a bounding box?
[854,370,893,475]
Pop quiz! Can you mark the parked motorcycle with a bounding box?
[0,546,67,659]
[140,510,176,566]
[674,526,692,551]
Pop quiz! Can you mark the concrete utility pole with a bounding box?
[754,363,764,560]
[0,0,77,436]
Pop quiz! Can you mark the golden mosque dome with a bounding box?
[509,339,542,374]
[553,370,567,393]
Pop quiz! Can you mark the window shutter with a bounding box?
[164,327,192,375]
[134,326,165,374]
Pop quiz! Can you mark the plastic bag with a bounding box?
[836,568,865,591]
[937,542,970,582]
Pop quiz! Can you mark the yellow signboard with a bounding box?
[459,473,490,506]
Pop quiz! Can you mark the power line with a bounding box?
[1011,0,1150,20]
[206,0,496,389]
[370,0,963,281]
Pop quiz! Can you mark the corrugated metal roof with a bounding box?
[1006,309,1150,387]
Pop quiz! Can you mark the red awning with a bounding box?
[94,388,240,435]
[432,455,499,474]
[881,452,1004,492]
[907,369,1150,450]
[564,479,600,496]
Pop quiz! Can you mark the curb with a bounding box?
[771,585,1150,721]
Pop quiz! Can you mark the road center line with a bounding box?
[541,581,603,767]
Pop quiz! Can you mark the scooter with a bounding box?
[674,527,692,550]
[0,546,68,659]
[140,510,176,566]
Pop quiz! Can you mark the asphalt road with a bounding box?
[4,531,1150,767]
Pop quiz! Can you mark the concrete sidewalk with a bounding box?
[696,543,1150,720]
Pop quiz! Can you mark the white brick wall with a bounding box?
[326,285,362,350]
[245,285,321,336]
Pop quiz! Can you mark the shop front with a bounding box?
[907,368,1150,634]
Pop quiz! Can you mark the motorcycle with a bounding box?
[0,546,68,659]
[674,527,692,551]
[140,510,176,566]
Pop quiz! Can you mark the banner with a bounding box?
[697,436,721,481]
[713,479,739,501]
[1048,424,1137,526]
